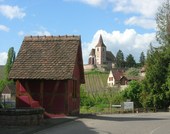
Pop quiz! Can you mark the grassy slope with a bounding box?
[81,71,109,93]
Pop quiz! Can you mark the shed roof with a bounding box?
[9,35,85,83]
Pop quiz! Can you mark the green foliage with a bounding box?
[125,68,139,77]
[156,0,170,45]
[116,50,125,68]
[5,47,15,80]
[125,54,136,67]
[80,86,124,113]
[122,81,142,107]
[85,69,108,75]
[139,52,145,66]
[144,44,170,109]
[0,79,6,93]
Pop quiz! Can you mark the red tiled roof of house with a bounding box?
[112,70,124,81]
[9,35,85,83]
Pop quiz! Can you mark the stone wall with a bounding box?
[0,108,44,126]
[83,64,96,72]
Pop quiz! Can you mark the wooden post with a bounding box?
[40,80,44,107]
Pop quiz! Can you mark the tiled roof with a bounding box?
[112,70,124,81]
[2,83,16,94]
[9,35,85,82]
[89,49,95,56]
[106,51,115,62]
[95,35,106,47]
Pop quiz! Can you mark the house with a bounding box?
[107,69,128,90]
[9,35,85,117]
[140,66,146,77]
[1,83,16,100]
[84,35,115,71]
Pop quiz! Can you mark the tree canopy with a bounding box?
[139,52,145,66]
[125,54,136,67]
[116,50,125,68]
[4,47,15,80]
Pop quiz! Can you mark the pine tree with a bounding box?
[5,47,15,80]
[143,0,170,109]
[139,52,145,66]
[126,54,136,67]
[116,50,125,68]
[156,0,170,46]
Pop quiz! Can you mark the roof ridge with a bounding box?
[24,35,80,41]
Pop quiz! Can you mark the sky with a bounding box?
[0,0,164,65]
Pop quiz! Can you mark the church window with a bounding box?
[109,77,113,81]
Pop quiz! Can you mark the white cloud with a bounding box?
[82,29,158,64]
[33,27,51,36]
[0,5,26,19]
[65,0,163,29]
[125,16,156,30]
[0,52,7,65]
[111,0,163,29]
[18,31,25,36]
[112,0,162,18]
[0,24,9,32]
[65,0,105,7]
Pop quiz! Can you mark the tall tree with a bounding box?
[116,50,125,68]
[143,0,170,109]
[139,52,145,66]
[5,47,15,80]
[156,0,170,45]
[125,54,136,67]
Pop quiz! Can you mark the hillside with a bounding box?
[81,71,109,93]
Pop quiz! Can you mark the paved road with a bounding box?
[34,112,170,134]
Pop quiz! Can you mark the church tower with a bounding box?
[88,49,96,65]
[95,35,106,65]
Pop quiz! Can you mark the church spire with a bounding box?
[96,34,106,47]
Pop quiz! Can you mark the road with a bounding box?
[34,112,170,134]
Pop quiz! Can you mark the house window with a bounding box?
[97,48,99,51]
[72,80,77,98]
[109,77,113,81]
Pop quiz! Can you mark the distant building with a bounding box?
[1,83,16,100]
[107,69,128,90]
[84,35,115,71]
[140,66,146,77]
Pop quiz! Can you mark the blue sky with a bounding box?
[0,0,164,65]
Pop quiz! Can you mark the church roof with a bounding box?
[106,51,115,62]
[95,35,106,47]
[9,35,85,83]
[89,49,95,56]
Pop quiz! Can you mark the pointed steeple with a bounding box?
[95,34,106,47]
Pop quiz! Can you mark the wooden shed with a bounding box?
[9,35,85,117]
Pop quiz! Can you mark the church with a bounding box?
[85,35,115,71]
